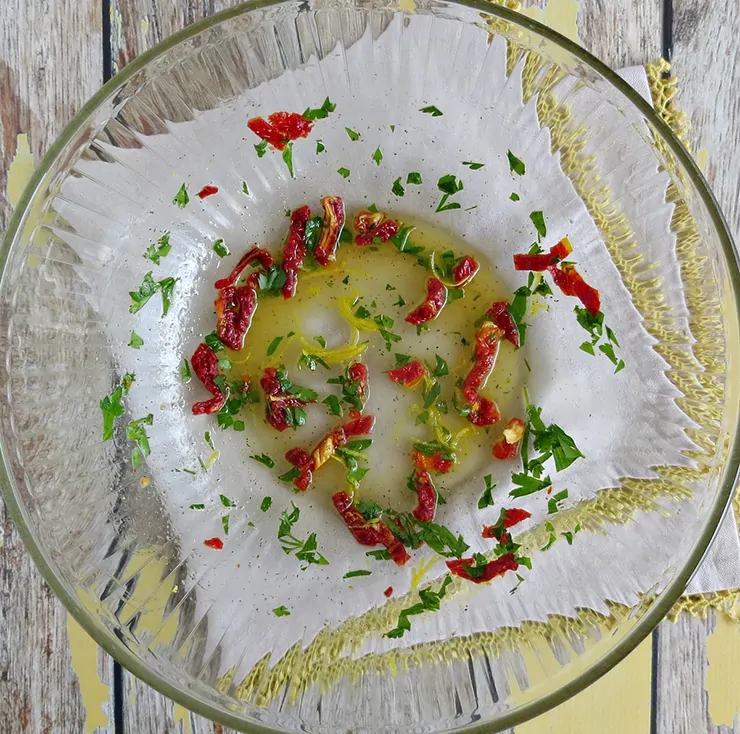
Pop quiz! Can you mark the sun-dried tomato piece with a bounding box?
[486,301,520,347]
[203,537,224,550]
[247,112,313,150]
[424,452,453,474]
[482,508,531,538]
[452,255,480,287]
[214,246,274,290]
[446,553,518,583]
[332,491,410,566]
[260,367,316,432]
[406,278,448,326]
[492,417,526,459]
[286,414,375,491]
[196,185,218,199]
[347,362,369,406]
[513,237,573,271]
[548,262,601,316]
[354,210,399,246]
[191,343,227,415]
[384,586,393,597]
[314,196,345,266]
[460,321,503,426]
[387,360,427,388]
[214,284,258,351]
[503,507,531,528]
[411,451,438,523]
[282,205,311,299]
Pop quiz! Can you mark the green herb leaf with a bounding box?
[478,474,496,509]
[273,605,291,616]
[251,453,275,468]
[205,332,226,353]
[344,569,372,579]
[419,105,443,116]
[126,414,153,460]
[222,514,230,535]
[302,97,336,120]
[261,496,273,512]
[419,521,469,558]
[279,467,301,483]
[394,353,412,367]
[267,336,283,356]
[204,431,215,450]
[220,494,236,508]
[462,161,484,170]
[337,167,350,179]
[143,232,172,265]
[372,147,383,165]
[180,358,191,382]
[510,192,520,201]
[394,295,406,307]
[316,140,325,154]
[407,172,423,184]
[438,174,464,195]
[385,575,452,638]
[282,141,295,178]
[366,549,392,561]
[189,503,205,510]
[431,354,448,377]
[172,184,189,208]
[392,177,405,197]
[159,277,177,317]
[507,150,525,176]
[129,331,144,349]
[529,210,546,240]
[257,266,288,293]
[129,272,159,314]
[213,239,230,258]
[254,140,268,157]
[322,394,343,417]
[345,127,360,141]
[423,382,441,410]
[242,181,249,195]
[509,472,552,497]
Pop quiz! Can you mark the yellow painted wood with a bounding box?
[705,612,740,728]
[514,637,653,734]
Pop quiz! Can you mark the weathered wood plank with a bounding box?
[0,1,116,732]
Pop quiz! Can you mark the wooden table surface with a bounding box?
[2,0,740,732]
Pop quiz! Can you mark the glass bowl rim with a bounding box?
[1,1,739,731]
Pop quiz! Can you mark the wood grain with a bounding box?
[0,1,117,731]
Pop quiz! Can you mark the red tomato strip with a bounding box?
[513,237,573,271]
[286,414,375,491]
[281,205,311,299]
[214,284,258,351]
[387,360,427,388]
[492,417,526,459]
[332,491,410,566]
[446,553,518,583]
[347,362,369,406]
[191,343,227,415]
[260,367,316,432]
[452,255,480,287]
[214,246,274,290]
[482,508,531,538]
[461,322,503,426]
[405,278,448,326]
[203,537,224,550]
[486,301,520,347]
[411,451,439,522]
[247,112,313,150]
[354,210,400,246]
[314,196,346,266]
[196,185,218,199]
[548,262,601,316]
[384,586,393,597]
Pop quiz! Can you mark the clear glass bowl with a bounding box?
[1,1,739,732]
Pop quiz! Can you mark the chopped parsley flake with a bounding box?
[221,515,230,535]
[273,605,291,616]
[254,140,267,157]
[251,453,275,468]
[302,97,336,120]
[462,161,484,170]
[407,172,423,185]
[430,354,448,377]
[478,474,496,509]
[419,105,443,116]
[344,569,372,579]
[127,414,153,467]
[345,127,360,141]
[220,494,236,508]
[278,503,329,566]
[261,496,273,512]
[128,331,144,349]
[507,150,525,176]
[213,239,230,258]
[386,575,452,638]
[337,167,350,179]
[204,431,215,450]
[392,177,405,197]
[100,373,135,441]
[372,147,383,165]
[189,503,205,510]
[143,232,171,265]
[316,140,325,153]
[366,549,392,561]
[242,181,249,195]
[172,184,189,208]
[529,210,546,240]
[180,358,191,382]
[282,141,295,178]
[435,174,464,212]
[267,335,284,356]
[548,488,569,515]
[322,394,343,417]
[205,331,226,352]
[510,192,520,201]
